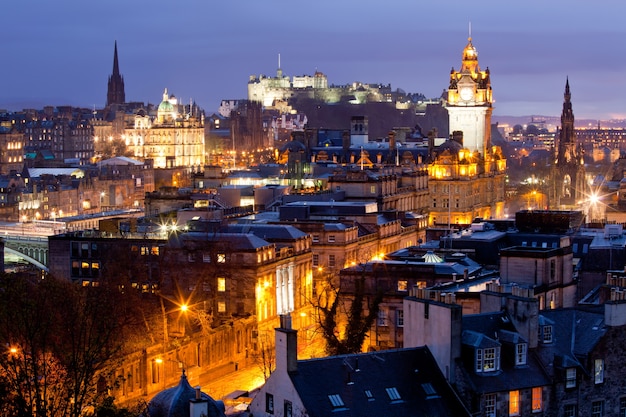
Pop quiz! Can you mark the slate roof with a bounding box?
[223,224,308,241]
[171,232,272,251]
[534,307,606,376]
[290,347,471,417]
[148,371,225,417]
[460,311,552,393]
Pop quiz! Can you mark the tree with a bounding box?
[314,267,383,356]
[0,273,134,417]
[253,333,275,381]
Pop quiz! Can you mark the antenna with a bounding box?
[468,21,472,39]
[278,53,281,69]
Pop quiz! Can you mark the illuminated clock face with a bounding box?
[460,87,474,101]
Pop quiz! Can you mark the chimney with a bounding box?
[276,314,298,373]
[189,386,209,417]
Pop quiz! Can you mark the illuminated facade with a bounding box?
[0,126,24,174]
[428,36,506,226]
[124,89,205,169]
[446,36,493,155]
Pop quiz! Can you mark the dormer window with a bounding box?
[476,347,500,373]
[516,343,527,366]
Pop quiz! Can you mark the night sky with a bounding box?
[2,0,626,119]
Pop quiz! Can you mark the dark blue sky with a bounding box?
[2,0,626,119]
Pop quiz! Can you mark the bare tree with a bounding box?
[313,266,383,356]
[253,333,275,381]
[0,273,133,417]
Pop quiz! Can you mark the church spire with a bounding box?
[112,41,120,76]
[106,41,125,107]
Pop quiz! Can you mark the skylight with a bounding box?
[328,394,345,408]
[386,387,402,401]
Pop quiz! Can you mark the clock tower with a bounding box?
[446,36,493,156]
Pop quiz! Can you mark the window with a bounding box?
[265,393,274,414]
[217,277,226,292]
[328,394,344,408]
[619,397,626,417]
[396,310,404,327]
[594,359,604,384]
[378,310,388,326]
[566,367,576,388]
[284,400,292,417]
[532,387,542,412]
[564,404,577,417]
[422,383,438,399]
[385,387,401,401]
[364,389,374,401]
[217,301,226,313]
[312,254,319,267]
[509,390,520,416]
[312,234,319,243]
[516,343,527,366]
[203,253,211,263]
[542,325,553,343]
[370,185,376,194]
[151,246,159,256]
[217,253,226,263]
[481,347,499,372]
[328,254,336,268]
[592,400,604,417]
[397,280,408,292]
[475,347,500,373]
[484,394,496,417]
[328,235,335,243]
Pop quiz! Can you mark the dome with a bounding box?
[147,371,225,417]
[158,88,175,113]
[422,251,443,263]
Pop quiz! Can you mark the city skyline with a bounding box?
[3,0,626,120]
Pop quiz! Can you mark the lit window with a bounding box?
[217,277,226,292]
[566,367,576,388]
[509,390,520,415]
[217,302,226,313]
[532,387,542,412]
[397,280,408,292]
[516,343,527,366]
[151,246,159,256]
[141,246,149,256]
[594,359,604,384]
[484,394,496,417]
[217,253,226,263]
[480,347,499,372]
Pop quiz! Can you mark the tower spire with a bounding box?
[112,41,120,76]
[106,41,125,107]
